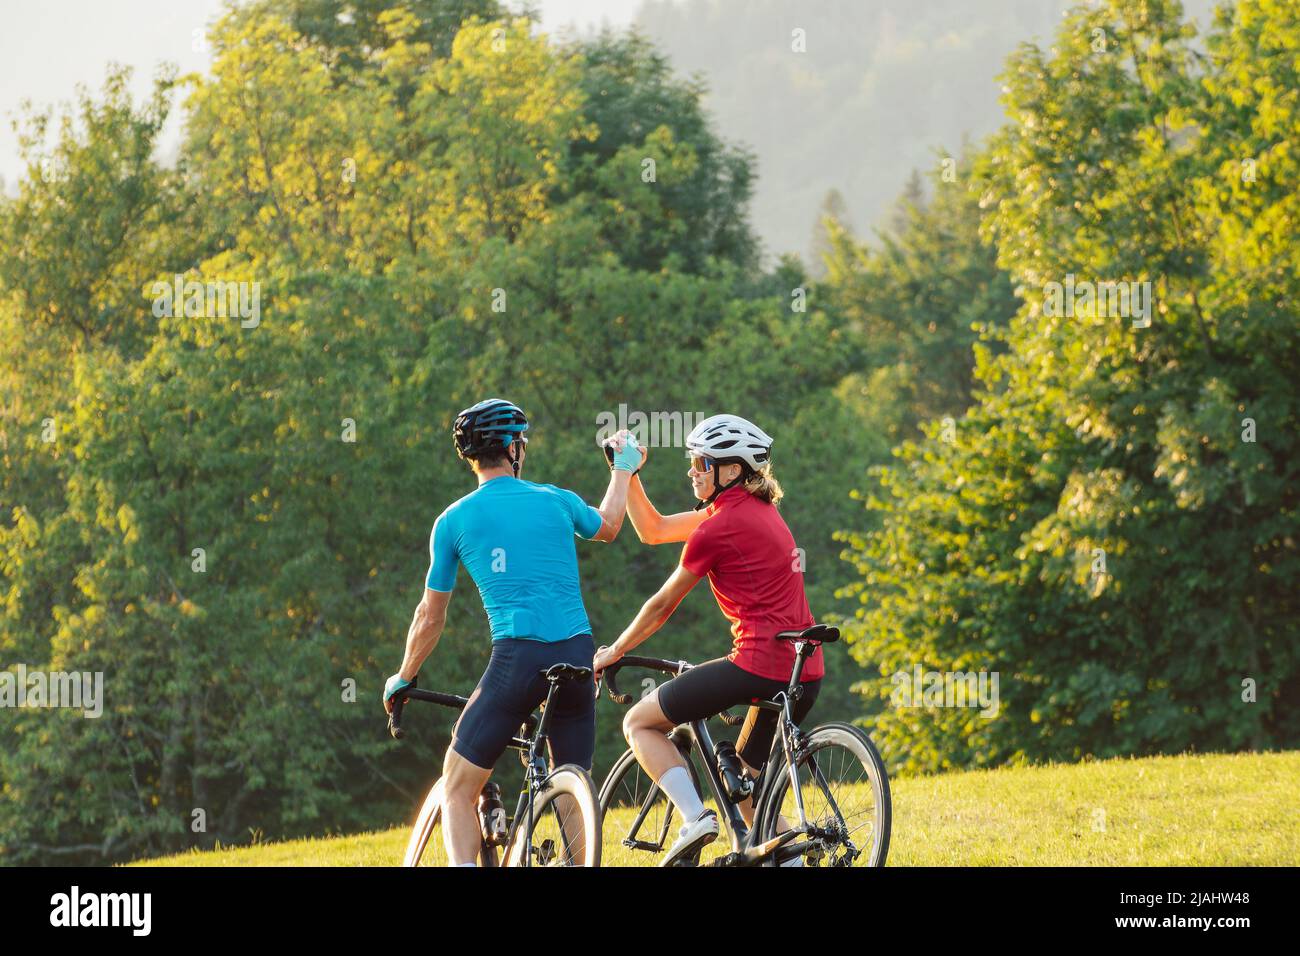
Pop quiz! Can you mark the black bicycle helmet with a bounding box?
[453,399,529,473]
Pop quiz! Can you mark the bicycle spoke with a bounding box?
[628,785,666,844]
[766,729,887,867]
[621,772,671,850]
[807,752,853,832]
[525,789,585,866]
[602,755,693,865]
[805,746,876,855]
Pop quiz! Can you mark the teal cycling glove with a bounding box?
[610,435,644,473]
[384,672,413,706]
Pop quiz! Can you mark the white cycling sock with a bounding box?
[658,765,707,823]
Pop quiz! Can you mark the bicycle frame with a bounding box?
[509,676,566,868]
[606,640,859,866]
[393,673,576,867]
[679,694,805,863]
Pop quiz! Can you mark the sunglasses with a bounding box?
[689,455,715,473]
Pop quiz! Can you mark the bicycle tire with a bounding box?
[503,763,602,867]
[401,777,498,867]
[756,722,891,867]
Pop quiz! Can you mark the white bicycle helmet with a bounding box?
[685,414,774,471]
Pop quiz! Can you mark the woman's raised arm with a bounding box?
[626,475,707,544]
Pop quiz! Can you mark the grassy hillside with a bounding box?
[132,750,1299,867]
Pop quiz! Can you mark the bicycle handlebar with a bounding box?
[601,656,745,727]
[601,656,686,704]
[387,687,469,740]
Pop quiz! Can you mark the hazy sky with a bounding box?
[0,0,644,192]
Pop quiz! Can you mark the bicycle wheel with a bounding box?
[598,746,708,866]
[503,764,602,867]
[757,722,891,867]
[402,777,499,867]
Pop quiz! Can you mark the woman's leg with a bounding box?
[733,705,774,828]
[623,689,706,822]
[623,690,684,777]
[627,658,771,831]
[623,685,717,865]
[627,657,758,781]
[735,679,822,833]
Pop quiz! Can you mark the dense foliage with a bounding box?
[839,0,1299,774]
[1,0,1293,863]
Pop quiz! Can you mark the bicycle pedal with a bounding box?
[534,838,558,866]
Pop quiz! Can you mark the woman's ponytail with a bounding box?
[743,464,784,505]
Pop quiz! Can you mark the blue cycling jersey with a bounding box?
[425,476,604,643]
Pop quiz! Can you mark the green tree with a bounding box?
[809,187,852,279]
[565,30,759,273]
[820,151,1016,443]
[840,0,1299,775]
[0,1,879,861]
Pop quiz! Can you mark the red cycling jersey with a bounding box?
[679,485,823,682]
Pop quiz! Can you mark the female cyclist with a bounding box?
[593,414,824,865]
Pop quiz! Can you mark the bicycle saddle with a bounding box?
[776,624,840,643]
[542,663,593,683]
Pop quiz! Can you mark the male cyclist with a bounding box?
[383,399,644,866]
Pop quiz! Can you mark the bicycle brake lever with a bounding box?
[388,694,406,740]
[604,664,633,705]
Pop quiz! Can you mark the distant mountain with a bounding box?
[634,0,1219,265]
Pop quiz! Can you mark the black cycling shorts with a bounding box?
[451,634,595,771]
[656,657,821,771]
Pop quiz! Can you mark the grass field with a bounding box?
[132,750,1299,867]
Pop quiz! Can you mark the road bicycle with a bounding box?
[387,662,602,866]
[599,625,891,867]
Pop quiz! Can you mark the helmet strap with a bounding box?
[507,438,521,477]
[694,459,749,510]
